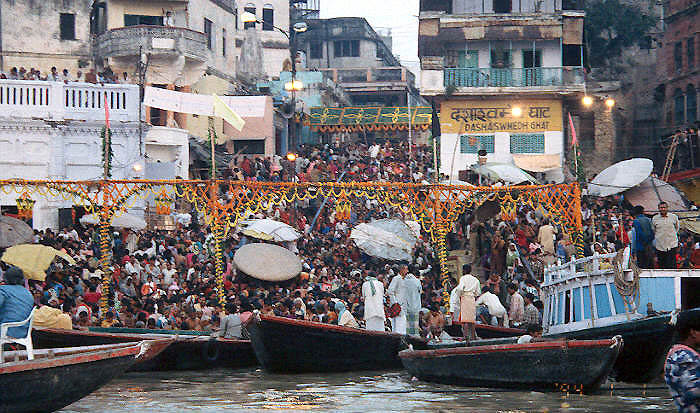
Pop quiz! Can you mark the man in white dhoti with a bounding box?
[387,266,409,334]
[361,271,385,331]
[402,266,422,336]
[453,264,481,342]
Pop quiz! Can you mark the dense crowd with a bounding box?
[0,66,131,84]
[1,140,698,343]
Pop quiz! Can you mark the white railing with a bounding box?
[0,80,138,122]
[543,252,618,286]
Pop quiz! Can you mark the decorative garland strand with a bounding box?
[101,127,113,179]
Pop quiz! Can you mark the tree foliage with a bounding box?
[584,0,657,68]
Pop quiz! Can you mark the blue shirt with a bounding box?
[632,215,654,253]
[0,285,34,338]
[665,345,700,412]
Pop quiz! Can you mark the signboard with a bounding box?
[440,99,563,134]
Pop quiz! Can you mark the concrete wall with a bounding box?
[0,0,93,73]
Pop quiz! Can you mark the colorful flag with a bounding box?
[568,112,577,147]
[104,93,110,129]
[213,94,245,131]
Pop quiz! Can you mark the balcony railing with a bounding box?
[444,67,584,88]
[95,25,209,62]
[0,79,139,122]
[320,67,415,87]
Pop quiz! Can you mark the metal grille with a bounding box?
[460,135,494,153]
[510,134,545,153]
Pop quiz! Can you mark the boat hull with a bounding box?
[546,314,674,383]
[445,323,525,339]
[0,342,146,413]
[246,314,427,373]
[400,337,622,394]
[32,328,257,371]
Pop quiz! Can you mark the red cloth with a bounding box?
[83,291,102,305]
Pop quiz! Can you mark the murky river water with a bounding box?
[59,368,675,412]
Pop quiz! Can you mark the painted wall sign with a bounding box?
[441,99,563,134]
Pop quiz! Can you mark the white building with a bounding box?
[419,0,587,183]
[0,79,182,229]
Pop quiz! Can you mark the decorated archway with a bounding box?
[0,179,582,315]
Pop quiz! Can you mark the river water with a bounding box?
[59,368,675,412]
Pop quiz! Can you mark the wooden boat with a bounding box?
[0,340,170,413]
[245,312,428,373]
[542,254,700,383]
[444,323,525,339]
[400,336,623,394]
[32,327,257,371]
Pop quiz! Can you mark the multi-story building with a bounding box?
[419,0,593,182]
[0,79,149,229]
[659,0,698,133]
[657,0,698,202]
[296,17,421,107]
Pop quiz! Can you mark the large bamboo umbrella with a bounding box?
[0,215,33,248]
[234,243,302,282]
[1,244,76,281]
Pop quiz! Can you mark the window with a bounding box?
[233,139,265,154]
[688,37,695,70]
[262,4,274,31]
[460,135,494,153]
[234,9,238,30]
[675,42,683,72]
[60,13,76,40]
[510,134,545,153]
[204,18,213,50]
[687,84,697,123]
[244,4,256,29]
[562,44,582,66]
[674,88,685,125]
[310,42,323,59]
[124,14,163,26]
[334,40,360,57]
[222,29,227,56]
[493,0,512,13]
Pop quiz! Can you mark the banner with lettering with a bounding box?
[440,99,563,134]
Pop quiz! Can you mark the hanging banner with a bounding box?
[143,87,267,118]
[440,99,563,134]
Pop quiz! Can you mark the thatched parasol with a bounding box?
[233,243,302,282]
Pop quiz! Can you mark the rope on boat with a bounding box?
[612,250,640,311]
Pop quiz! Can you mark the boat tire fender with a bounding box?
[203,338,220,363]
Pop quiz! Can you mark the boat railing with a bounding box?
[543,252,618,286]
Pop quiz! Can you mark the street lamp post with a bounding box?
[241,12,307,152]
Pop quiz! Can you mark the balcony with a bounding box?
[319,67,416,92]
[444,67,584,88]
[0,79,139,122]
[94,25,209,62]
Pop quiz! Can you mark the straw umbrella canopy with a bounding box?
[0,215,33,248]
[233,243,302,282]
[1,244,76,281]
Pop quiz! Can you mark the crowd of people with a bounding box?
[0,66,131,84]
[0,140,698,343]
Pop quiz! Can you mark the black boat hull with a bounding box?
[247,314,427,373]
[32,328,257,371]
[400,337,622,394]
[0,345,139,413]
[546,314,674,383]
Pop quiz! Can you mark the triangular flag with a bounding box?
[213,94,245,131]
[568,112,578,147]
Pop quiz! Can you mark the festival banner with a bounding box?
[440,99,563,134]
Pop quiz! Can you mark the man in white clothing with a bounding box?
[361,271,385,331]
[402,266,422,336]
[387,266,409,334]
[454,264,480,341]
[476,286,507,326]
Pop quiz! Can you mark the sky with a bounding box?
[321,1,420,77]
